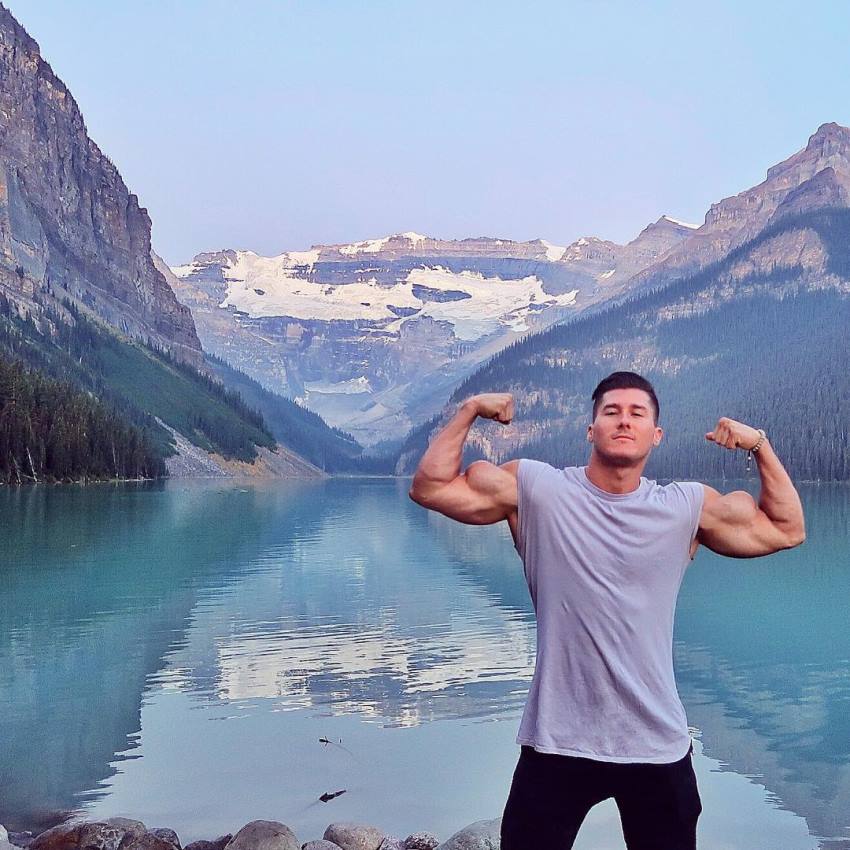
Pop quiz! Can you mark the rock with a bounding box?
[30,823,85,850]
[120,834,179,850]
[104,822,147,838]
[149,832,180,850]
[10,836,36,850]
[434,820,501,850]
[1,826,8,843]
[301,843,341,850]
[403,836,438,850]
[225,822,299,850]
[321,825,384,850]
[184,837,231,850]
[376,839,403,850]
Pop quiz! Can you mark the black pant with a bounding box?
[501,745,701,850]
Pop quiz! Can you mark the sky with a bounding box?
[7,1,850,264]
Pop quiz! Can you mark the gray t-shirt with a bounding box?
[515,460,705,764]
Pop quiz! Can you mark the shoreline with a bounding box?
[0,816,496,850]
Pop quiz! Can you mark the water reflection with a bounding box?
[675,483,850,845]
[0,481,848,847]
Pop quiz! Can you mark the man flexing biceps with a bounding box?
[409,372,805,850]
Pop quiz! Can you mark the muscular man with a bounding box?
[409,371,805,850]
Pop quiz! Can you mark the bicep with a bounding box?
[698,486,794,558]
[415,460,518,525]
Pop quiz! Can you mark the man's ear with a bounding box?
[653,426,664,446]
[587,426,593,443]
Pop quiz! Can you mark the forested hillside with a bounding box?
[396,209,850,482]
[0,295,278,482]
[207,355,394,474]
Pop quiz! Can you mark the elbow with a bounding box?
[785,528,806,549]
[408,478,433,508]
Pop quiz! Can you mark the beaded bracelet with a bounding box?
[746,429,767,472]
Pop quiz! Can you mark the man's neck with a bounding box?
[585,455,645,494]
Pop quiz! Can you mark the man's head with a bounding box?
[587,371,662,466]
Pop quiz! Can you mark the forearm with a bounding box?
[411,400,478,494]
[754,440,806,541]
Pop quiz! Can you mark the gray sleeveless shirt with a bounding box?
[515,461,704,763]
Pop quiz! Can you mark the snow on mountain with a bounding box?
[173,251,580,341]
[661,215,700,229]
[334,231,428,256]
[540,239,567,261]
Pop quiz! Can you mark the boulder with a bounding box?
[403,837,438,850]
[104,822,147,840]
[30,823,85,850]
[121,834,178,850]
[225,823,299,850]
[301,843,342,850]
[321,825,384,850]
[148,831,180,850]
[377,840,403,850]
[184,837,231,850]
[434,820,500,850]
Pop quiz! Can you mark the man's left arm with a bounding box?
[697,417,806,559]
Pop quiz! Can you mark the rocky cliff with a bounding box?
[630,122,850,291]
[0,3,202,365]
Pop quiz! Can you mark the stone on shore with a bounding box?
[29,820,153,850]
[225,822,299,850]
[149,830,180,850]
[121,833,180,850]
[321,824,384,850]
[29,823,84,850]
[301,842,342,850]
[403,836,438,850]
[434,820,500,850]
[1,823,23,850]
[377,839,403,850]
[184,837,231,850]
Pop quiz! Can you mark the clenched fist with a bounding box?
[468,393,514,424]
[705,417,763,451]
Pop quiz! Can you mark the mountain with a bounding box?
[170,218,694,444]
[0,4,337,480]
[628,123,850,293]
[395,204,850,481]
[0,3,201,365]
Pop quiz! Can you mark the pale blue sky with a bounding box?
[8,1,850,264]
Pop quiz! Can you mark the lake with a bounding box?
[0,478,848,849]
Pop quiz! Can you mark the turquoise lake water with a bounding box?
[0,478,848,848]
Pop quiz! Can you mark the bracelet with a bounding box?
[746,429,767,472]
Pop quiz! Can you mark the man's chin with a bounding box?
[595,446,650,467]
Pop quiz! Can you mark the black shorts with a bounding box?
[501,744,702,850]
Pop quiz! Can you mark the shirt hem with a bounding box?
[516,736,693,765]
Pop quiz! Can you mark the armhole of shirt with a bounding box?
[516,459,548,559]
[686,481,706,545]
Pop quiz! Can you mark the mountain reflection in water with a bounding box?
[0,479,847,848]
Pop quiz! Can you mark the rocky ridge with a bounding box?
[0,3,202,365]
[629,122,850,292]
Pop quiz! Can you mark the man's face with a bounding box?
[587,388,663,465]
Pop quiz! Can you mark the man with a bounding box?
[408,371,805,850]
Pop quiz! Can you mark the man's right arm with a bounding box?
[408,394,519,526]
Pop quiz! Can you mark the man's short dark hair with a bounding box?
[591,371,660,424]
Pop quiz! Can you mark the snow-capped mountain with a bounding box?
[169,220,693,444]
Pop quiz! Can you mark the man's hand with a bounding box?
[469,393,514,424]
[705,417,761,451]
